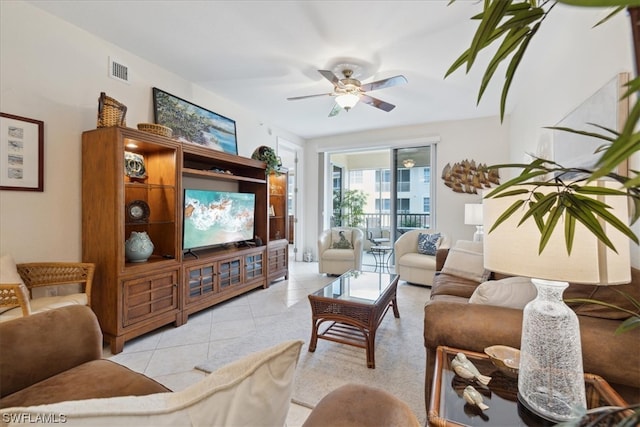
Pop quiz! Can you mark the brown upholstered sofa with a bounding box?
[424,247,640,411]
[0,305,169,408]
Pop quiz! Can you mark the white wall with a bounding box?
[303,116,510,254]
[506,4,639,268]
[2,1,637,269]
[0,1,304,262]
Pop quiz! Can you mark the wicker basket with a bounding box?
[137,123,173,138]
[97,92,127,127]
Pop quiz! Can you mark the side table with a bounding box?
[370,245,393,273]
[428,346,629,427]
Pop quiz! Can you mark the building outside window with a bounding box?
[423,197,430,213]
[397,169,410,192]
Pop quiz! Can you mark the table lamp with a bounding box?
[464,203,483,242]
[483,181,631,422]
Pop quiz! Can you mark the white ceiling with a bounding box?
[27,0,508,139]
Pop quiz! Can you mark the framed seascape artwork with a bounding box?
[152,88,238,155]
[0,113,44,192]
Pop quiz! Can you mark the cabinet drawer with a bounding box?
[123,270,179,327]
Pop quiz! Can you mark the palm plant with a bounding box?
[446,0,640,254]
[447,3,640,423]
[336,189,368,228]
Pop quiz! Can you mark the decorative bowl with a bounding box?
[137,123,173,138]
[484,345,520,378]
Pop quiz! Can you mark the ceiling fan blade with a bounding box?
[360,94,396,112]
[360,75,407,92]
[287,93,333,101]
[318,70,345,88]
[328,103,341,117]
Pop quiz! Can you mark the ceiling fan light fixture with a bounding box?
[335,93,359,111]
[403,159,415,168]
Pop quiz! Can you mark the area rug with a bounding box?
[195,281,431,425]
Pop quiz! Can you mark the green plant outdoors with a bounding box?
[446,0,640,257]
[335,189,368,228]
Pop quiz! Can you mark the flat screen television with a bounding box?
[183,189,255,250]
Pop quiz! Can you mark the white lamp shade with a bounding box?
[335,93,359,110]
[483,181,631,285]
[464,203,483,225]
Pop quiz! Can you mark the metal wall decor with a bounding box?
[441,159,500,194]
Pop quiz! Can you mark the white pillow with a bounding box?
[0,340,304,427]
[0,254,24,286]
[331,229,353,249]
[441,247,490,282]
[469,276,537,309]
[452,240,483,254]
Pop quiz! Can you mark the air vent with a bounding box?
[108,57,130,84]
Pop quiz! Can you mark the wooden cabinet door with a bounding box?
[218,256,242,290]
[268,241,288,281]
[184,262,217,304]
[244,251,265,283]
[122,269,179,327]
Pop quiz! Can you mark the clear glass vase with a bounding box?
[518,278,586,422]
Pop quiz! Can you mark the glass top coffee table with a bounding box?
[308,270,400,368]
[428,346,629,427]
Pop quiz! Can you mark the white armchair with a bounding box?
[394,229,450,286]
[318,228,364,275]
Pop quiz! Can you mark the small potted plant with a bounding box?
[251,145,281,175]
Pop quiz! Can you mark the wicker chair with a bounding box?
[0,262,95,322]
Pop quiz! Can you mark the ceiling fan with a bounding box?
[287,69,408,117]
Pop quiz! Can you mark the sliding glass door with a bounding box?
[326,145,435,269]
[393,147,434,237]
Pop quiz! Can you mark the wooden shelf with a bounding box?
[82,126,270,354]
[182,167,266,184]
[267,169,289,282]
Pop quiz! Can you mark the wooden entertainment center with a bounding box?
[82,126,288,354]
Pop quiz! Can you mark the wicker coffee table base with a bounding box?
[308,274,400,368]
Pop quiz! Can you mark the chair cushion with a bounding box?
[322,249,356,261]
[417,233,441,255]
[0,255,26,315]
[0,255,24,287]
[0,340,303,427]
[397,253,437,269]
[0,293,87,322]
[0,359,170,409]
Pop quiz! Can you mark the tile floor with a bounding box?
[104,254,389,426]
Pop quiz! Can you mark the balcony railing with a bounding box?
[363,213,430,233]
[332,212,431,232]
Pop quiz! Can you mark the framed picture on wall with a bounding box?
[152,88,238,155]
[0,113,44,192]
